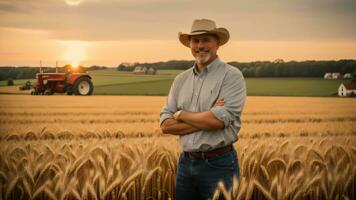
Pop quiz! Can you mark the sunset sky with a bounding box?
[0,0,356,67]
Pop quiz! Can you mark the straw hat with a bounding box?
[178,19,230,47]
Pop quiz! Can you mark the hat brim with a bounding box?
[178,28,229,48]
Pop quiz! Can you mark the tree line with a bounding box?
[230,60,356,77]
[0,65,107,81]
[119,59,356,78]
[1,60,356,81]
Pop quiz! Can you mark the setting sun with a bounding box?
[62,40,87,69]
[65,0,82,6]
[71,61,79,69]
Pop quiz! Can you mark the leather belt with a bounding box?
[184,144,233,160]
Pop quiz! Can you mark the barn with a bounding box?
[133,66,157,75]
[338,83,356,96]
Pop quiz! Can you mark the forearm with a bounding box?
[178,110,224,131]
[161,118,200,135]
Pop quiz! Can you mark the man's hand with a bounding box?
[161,118,200,135]
[173,110,182,121]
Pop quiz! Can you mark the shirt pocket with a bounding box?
[208,84,221,108]
[177,90,192,111]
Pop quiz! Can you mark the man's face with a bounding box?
[189,34,219,65]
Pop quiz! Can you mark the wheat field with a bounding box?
[0,95,355,199]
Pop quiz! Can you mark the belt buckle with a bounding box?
[201,151,206,160]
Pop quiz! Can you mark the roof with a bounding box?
[342,83,356,90]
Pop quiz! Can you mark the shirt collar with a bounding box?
[192,56,221,76]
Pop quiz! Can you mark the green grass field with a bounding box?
[93,77,343,96]
[0,69,347,96]
[0,79,36,86]
[245,78,343,97]
[156,70,184,75]
[89,68,184,76]
[92,76,171,86]
[94,79,174,95]
[91,69,345,96]
[88,68,131,75]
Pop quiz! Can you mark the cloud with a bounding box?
[0,0,355,41]
[0,0,34,13]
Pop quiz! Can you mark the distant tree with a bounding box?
[241,68,249,77]
[117,63,135,71]
[117,65,125,71]
[88,65,107,71]
[60,64,84,73]
[352,70,356,83]
[255,66,264,77]
[63,64,72,72]
[7,78,14,86]
[348,91,356,97]
[73,65,85,73]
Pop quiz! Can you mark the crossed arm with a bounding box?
[160,99,225,135]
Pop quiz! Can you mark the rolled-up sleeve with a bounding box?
[210,69,246,128]
[160,77,179,127]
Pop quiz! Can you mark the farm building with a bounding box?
[343,73,352,79]
[338,83,356,96]
[324,73,341,79]
[133,66,148,74]
[324,73,332,79]
[133,66,157,75]
[332,73,341,79]
[146,67,157,75]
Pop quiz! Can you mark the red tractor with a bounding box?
[27,72,93,95]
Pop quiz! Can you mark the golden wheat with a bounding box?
[0,95,355,199]
[0,137,355,199]
[1,96,355,138]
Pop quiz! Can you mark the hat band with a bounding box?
[191,30,210,33]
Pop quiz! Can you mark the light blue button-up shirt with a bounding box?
[160,57,246,152]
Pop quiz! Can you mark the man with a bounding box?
[160,19,246,200]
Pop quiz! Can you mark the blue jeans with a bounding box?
[175,149,239,200]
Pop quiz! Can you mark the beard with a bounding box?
[195,51,211,64]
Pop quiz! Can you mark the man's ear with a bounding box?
[215,37,220,49]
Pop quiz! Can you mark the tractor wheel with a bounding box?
[73,77,93,96]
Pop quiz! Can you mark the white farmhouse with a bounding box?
[324,73,332,79]
[332,73,341,79]
[146,67,157,75]
[338,83,356,96]
[343,73,352,79]
[133,66,156,75]
[133,66,148,74]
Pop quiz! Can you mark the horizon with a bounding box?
[1,0,356,66]
[2,58,356,68]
